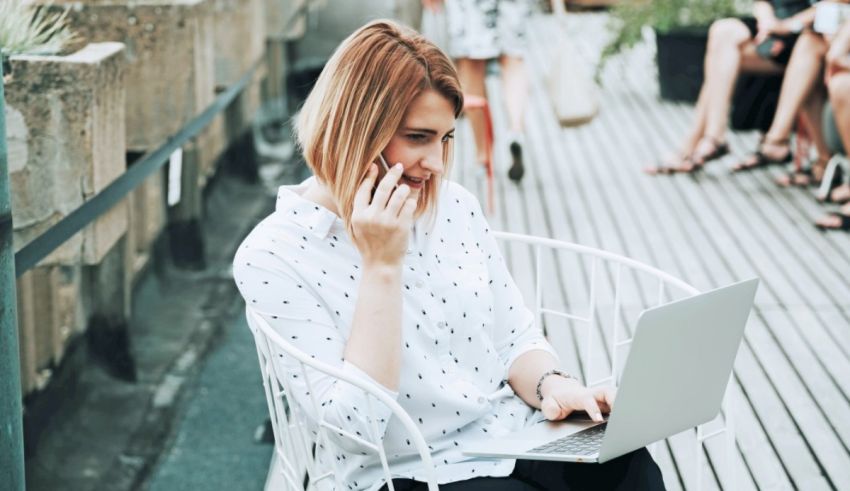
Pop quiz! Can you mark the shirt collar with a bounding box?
[275,177,341,240]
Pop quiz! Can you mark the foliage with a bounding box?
[597,0,746,79]
[1,1,78,61]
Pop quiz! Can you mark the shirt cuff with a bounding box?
[503,340,561,375]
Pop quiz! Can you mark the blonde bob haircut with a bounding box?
[295,19,463,229]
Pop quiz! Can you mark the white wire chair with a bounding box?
[247,231,736,491]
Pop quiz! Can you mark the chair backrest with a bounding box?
[246,307,439,491]
[492,232,733,491]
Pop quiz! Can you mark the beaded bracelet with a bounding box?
[535,369,575,401]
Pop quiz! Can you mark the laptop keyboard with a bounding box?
[528,423,607,456]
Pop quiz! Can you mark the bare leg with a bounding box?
[500,54,527,181]
[735,31,830,171]
[821,71,850,205]
[499,55,527,135]
[456,57,489,164]
[800,85,831,167]
[647,18,778,174]
[764,31,829,147]
[702,19,781,144]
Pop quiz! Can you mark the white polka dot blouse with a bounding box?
[234,178,558,490]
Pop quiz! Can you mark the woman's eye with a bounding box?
[441,133,455,143]
[407,133,428,142]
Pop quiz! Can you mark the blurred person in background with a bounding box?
[733,1,850,187]
[816,19,850,231]
[422,0,531,182]
[730,28,831,182]
[646,0,818,175]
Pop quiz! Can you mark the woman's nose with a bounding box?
[421,145,445,175]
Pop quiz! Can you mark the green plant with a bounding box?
[597,0,746,79]
[1,1,78,61]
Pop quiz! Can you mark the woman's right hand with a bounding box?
[350,163,418,269]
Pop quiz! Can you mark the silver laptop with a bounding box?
[464,278,758,464]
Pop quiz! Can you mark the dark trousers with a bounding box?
[380,448,665,491]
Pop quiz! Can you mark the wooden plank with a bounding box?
[620,82,842,488]
[448,12,850,490]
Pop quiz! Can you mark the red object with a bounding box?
[462,94,495,214]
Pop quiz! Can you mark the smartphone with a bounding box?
[377,153,392,180]
[756,37,781,61]
[372,153,398,198]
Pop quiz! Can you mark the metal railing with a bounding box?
[1,60,26,491]
[0,57,259,491]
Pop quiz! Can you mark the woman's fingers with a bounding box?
[371,163,404,209]
[398,197,418,222]
[581,394,604,422]
[385,183,411,217]
[541,396,567,421]
[354,164,378,209]
[594,386,616,410]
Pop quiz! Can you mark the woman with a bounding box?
[647,0,817,175]
[234,20,663,490]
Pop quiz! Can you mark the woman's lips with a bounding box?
[402,175,426,189]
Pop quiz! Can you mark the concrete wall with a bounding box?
[4,43,127,394]
[47,0,218,275]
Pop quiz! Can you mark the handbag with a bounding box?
[548,0,599,126]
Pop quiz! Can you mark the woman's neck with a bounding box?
[302,179,340,216]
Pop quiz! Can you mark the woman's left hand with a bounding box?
[539,377,616,423]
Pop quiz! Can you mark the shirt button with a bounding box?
[477,396,486,404]
[415,280,425,289]
[437,321,447,329]
[484,417,494,425]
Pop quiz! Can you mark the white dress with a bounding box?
[444,0,532,59]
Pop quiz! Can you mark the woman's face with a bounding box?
[381,88,456,202]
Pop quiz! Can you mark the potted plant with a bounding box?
[598,0,747,102]
[1,1,78,77]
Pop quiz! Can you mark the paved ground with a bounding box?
[144,314,272,491]
[24,169,290,491]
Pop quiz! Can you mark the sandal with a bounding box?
[690,136,729,166]
[776,157,832,188]
[816,157,846,203]
[732,138,792,172]
[645,154,702,175]
[815,212,850,231]
[775,168,814,188]
[825,184,850,204]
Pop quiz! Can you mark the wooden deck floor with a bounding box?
[452,12,850,491]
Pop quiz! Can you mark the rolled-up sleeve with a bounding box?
[466,197,560,374]
[234,246,397,453]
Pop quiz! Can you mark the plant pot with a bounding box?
[655,27,708,103]
[5,42,128,266]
